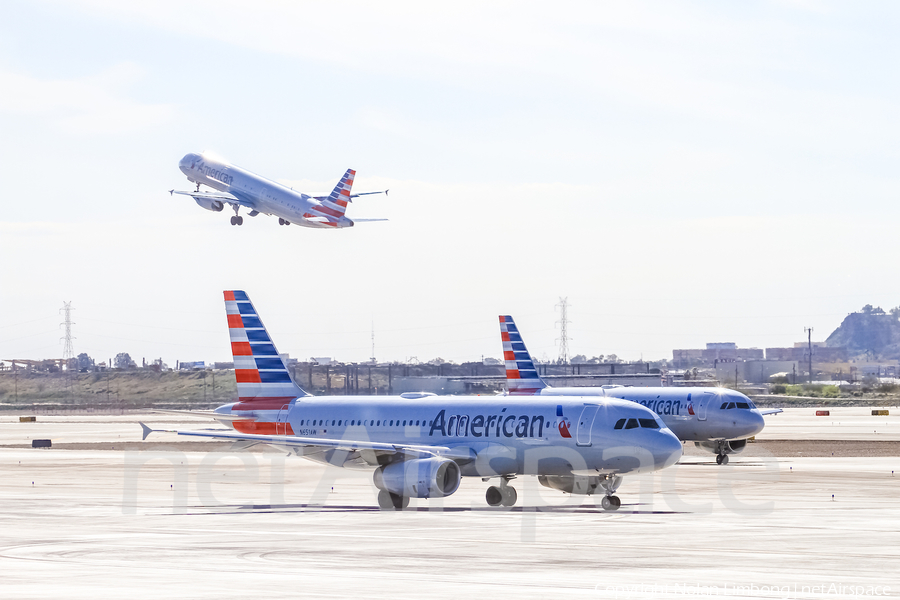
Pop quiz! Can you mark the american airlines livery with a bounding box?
[170,152,388,228]
[142,292,682,511]
[499,315,781,465]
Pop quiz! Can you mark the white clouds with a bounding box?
[0,63,174,134]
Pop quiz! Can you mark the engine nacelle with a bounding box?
[538,475,600,495]
[373,457,461,498]
[694,439,748,455]
[194,197,224,212]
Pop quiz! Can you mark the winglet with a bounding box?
[140,422,154,441]
[168,189,174,196]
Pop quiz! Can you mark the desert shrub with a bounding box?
[821,385,840,398]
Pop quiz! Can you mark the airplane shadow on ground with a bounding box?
[192,503,686,515]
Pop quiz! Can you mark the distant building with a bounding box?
[673,343,763,368]
[765,346,847,363]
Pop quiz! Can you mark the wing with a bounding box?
[759,408,783,416]
[351,218,389,222]
[140,422,472,462]
[169,189,256,209]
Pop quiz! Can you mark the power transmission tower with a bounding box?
[60,301,75,396]
[555,297,571,364]
[804,327,813,384]
[370,320,376,364]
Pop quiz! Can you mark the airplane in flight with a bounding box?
[498,315,781,465]
[142,291,683,511]
[170,152,388,228]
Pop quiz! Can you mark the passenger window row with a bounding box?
[299,419,427,427]
[720,402,751,410]
[613,418,660,430]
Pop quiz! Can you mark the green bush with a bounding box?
[821,385,840,398]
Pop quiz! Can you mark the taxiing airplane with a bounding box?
[170,152,387,228]
[498,315,781,465]
[142,292,683,511]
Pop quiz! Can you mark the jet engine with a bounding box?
[373,457,461,499]
[537,474,601,495]
[194,197,224,212]
[694,439,748,455]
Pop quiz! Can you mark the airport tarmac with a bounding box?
[1,409,899,599]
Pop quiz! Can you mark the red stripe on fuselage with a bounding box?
[233,420,294,435]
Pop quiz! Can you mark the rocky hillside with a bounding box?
[826,305,900,359]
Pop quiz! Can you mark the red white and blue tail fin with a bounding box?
[225,290,309,403]
[499,315,547,395]
[309,169,355,221]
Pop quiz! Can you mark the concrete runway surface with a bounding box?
[1,408,899,599]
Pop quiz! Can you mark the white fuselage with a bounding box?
[215,395,683,477]
[178,152,352,228]
[532,386,765,442]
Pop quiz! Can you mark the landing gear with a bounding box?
[230,216,244,226]
[377,490,409,510]
[278,218,291,226]
[716,453,729,465]
[485,476,517,507]
[601,495,621,511]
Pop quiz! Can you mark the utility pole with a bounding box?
[804,327,814,384]
[555,297,571,364]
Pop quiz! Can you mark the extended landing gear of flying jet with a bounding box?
[716,453,729,465]
[230,216,244,226]
[377,490,409,510]
[278,218,291,226]
[485,476,517,507]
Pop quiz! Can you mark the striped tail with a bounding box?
[225,290,309,404]
[309,168,355,221]
[499,315,547,395]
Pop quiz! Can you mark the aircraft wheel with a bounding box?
[278,218,284,225]
[377,490,393,510]
[720,454,729,465]
[285,221,290,226]
[237,216,244,225]
[601,495,621,511]
[501,486,517,507]
[230,216,236,225]
[716,454,723,465]
[390,492,409,510]
[485,486,503,507]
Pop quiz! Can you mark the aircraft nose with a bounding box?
[746,409,766,437]
[655,429,683,469]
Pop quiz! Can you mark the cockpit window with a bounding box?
[624,418,639,429]
[638,418,660,429]
[720,402,728,409]
[728,402,736,409]
[614,418,626,430]
[736,402,750,409]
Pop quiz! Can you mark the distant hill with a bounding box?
[826,305,900,360]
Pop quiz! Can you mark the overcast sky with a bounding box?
[1,1,899,367]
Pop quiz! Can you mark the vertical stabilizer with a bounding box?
[224,290,309,403]
[499,315,547,395]
[310,168,355,220]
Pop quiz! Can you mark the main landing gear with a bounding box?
[716,453,729,465]
[485,476,518,507]
[230,204,243,226]
[377,490,409,510]
[278,218,291,226]
[600,495,622,510]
